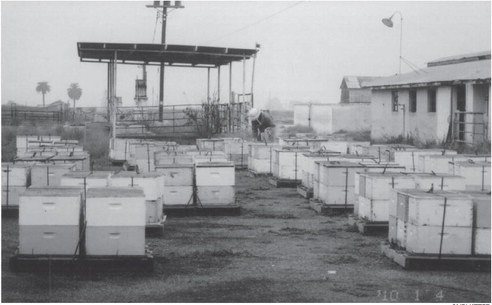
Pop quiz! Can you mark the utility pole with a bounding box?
[146,1,184,122]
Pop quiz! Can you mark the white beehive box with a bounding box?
[272,147,310,180]
[146,199,163,224]
[163,186,193,205]
[394,149,457,172]
[405,223,472,255]
[459,191,491,228]
[155,154,194,166]
[197,186,235,205]
[61,171,112,189]
[31,164,76,187]
[318,161,365,205]
[193,154,229,164]
[19,187,83,226]
[316,141,349,154]
[299,152,340,188]
[358,197,390,222]
[2,185,27,207]
[85,226,145,256]
[19,225,80,255]
[411,173,466,191]
[109,138,130,162]
[419,154,490,173]
[474,228,491,255]
[358,173,416,200]
[2,163,31,186]
[110,171,164,201]
[16,135,61,153]
[248,144,282,174]
[14,154,55,165]
[86,187,146,227]
[224,139,249,155]
[388,215,398,244]
[354,163,405,197]
[450,161,491,191]
[155,164,193,186]
[196,162,235,186]
[328,154,378,163]
[196,138,225,151]
[396,218,407,248]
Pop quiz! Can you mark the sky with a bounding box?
[1,1,491,109]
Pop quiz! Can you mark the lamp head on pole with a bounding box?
[382,17,394,28]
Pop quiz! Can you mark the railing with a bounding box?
[453,111,489,144]
[2,105,63,125]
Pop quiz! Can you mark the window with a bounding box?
[428,88,436,112]
[391,91,399,112]
[409,90,417,113]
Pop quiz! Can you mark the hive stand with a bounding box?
[268,177,301,188]
[296,185,313,199]
[309,199,353,216]
[380,242,491,271]
[247,169,272,178]
[354,217,388,235]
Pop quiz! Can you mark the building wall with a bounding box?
[349,88,373,103]
[294,103,370,134]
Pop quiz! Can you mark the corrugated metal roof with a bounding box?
[428,51,490,67]
[341,76,382,89]
[364,59,491,89]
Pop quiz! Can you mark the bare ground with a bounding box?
[2,171,490,302]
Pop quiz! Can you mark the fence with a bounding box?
[453,111,489,144]
[2,106,63,125]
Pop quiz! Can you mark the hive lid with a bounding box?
[410,172,459,178]
[155,163,194,168]
[396,189,472,199]
[33,163,76,169]
[62,171,112,179]
[21,186,83,197]
[338,154,377,159]
[197,138,225,142]
[303,151,341,157]
[359,172,412,178]
[14,155,54,161]
[195,161,235,167]
[427,154,490,160]
[2,163,30,168]
[456,190,491,199]
[452,160,491,167]
[50,155,87,161]
[273,147,310,152]
[111,171,164,178]
[320,161,367,168]
[87,187,145,198]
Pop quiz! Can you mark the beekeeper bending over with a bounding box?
[248,108,276,142]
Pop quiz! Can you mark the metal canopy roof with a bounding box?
[77,42,258,68]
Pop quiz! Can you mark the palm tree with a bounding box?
[35,82,51,107]
[67,83,82,109]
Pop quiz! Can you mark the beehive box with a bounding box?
[110,171,164,201]
[405,223,473,255]
[2,163,31,186]
[19,187,83,226]
[86,187,145,227]
[155,154,194,166]
[196,138,225,151]
[328,154,378,163]
[394,149,457,172]
[298,152,340,188]
[197,186,235,205]
[395,189,473,227]
[31,163,76,187]
[318,161,365,205]
[411,173,466,191]
[419,154,490,173]
[460,191,491,228]
[85,226,145,256]
[193,153,229,164]
[14,154,55,165]
[146,199,163,224]
[109,138,130,162]
[396,218,407,248]
[2,185,27,207]
[50,153,90,171]
[196,162,235,186]
[163,186,193,205]
[450,161,491,191]
[19,225,80,255]
[358,197,390,222]
[388,215,398,244]
[16,135,61,153]
[358,173,416,200]
[353,163,405,197]
[60,171,112,189]
[248,144,282,174]
[272,147,310,180]
[155,164,193,186]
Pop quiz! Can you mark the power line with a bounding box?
[204,1,304,44]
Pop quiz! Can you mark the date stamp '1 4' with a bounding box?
[377,289,445,302]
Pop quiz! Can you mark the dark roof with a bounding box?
[340,76,382,89]
[77,42,258,68]
[428,51,490,67]
[364,59,491,89]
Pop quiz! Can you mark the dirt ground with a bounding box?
[2,171,491,302]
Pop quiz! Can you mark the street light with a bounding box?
[382,11,403,74]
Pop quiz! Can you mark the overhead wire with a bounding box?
[204,1,304,44]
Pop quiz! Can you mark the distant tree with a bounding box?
[67,83,82,109]
[35,82,51,107]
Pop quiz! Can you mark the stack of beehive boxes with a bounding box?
[109,172,165,225]
[418,154,490,173]
[156,163,194,206]
[155,151,194,166]
[16,135,62,155]
[350,143,416,162]
[393,149,457,172]
[188,151,228,164]
[60,171,112,192]
[390,189,488,255]
[85,187,146,256]
[49,151,90,171]
[196,138,225,151]
[195,162,235,206]
[18,187,83,255]
[449,160,491,191]
[411,172,466,191]
[271,147,310,181]
[248,143,281,175]
[224,139,250,168]
[2,163,31,208]
[31,164,76,187]
[298,151,340,191]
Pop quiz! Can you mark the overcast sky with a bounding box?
[2,1,490,109]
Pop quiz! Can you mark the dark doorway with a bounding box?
[456,85,466,141]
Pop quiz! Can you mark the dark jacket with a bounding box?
[251,112,275,140]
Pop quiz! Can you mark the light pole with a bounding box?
[382,11,403,74]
